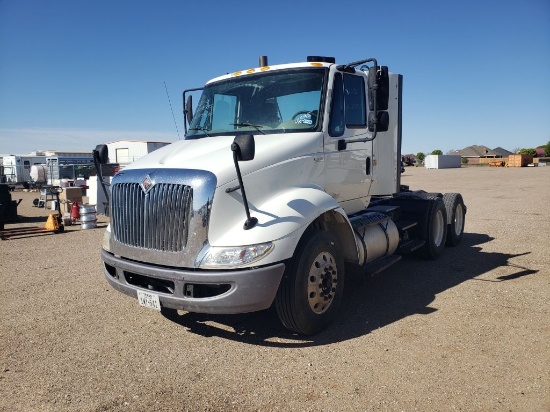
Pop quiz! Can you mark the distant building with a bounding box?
[448,145,512,165]
[0,150,94,185]
[492,147,514,158]
[106,140,172,167]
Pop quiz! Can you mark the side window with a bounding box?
[343,74,366,127]
[329,73,367,137]
[24,160,31,169]
[328,73,345,136]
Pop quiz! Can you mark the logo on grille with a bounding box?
[140,175,154,193]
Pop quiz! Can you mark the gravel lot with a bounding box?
[1,165,549,411]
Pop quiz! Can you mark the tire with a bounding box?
[443,193,466,246]
[420,198,447,260]
[275,230,345,335]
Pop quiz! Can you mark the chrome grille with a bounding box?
[111,182,192,252]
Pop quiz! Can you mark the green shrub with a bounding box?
[518,148,536,156]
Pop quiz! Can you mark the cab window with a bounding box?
[329,73,367,137]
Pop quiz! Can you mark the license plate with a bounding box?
[137,290,161,311]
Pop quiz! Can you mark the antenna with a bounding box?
[164,81,180,139]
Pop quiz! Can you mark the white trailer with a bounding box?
[97,56,467,335]
[425,155,462,169]
[106,140,171,167]
[1,155,47,184]
[45,152,94,185]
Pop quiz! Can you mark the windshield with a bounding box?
[186,68,327,139]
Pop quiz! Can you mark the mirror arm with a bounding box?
[230,144,258,230]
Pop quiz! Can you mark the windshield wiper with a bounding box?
[231,123,266,135]
[189,127,211,137]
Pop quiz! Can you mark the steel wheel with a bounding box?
[275,230,345,335]
[307,251,338,314]
[432,206,446,248]
[420,198,448,259]
[443,193,466,246]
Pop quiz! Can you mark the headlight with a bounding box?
[199,242,274,269]
[102,224,111,252]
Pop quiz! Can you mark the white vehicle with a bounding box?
[1,155,46,185]
[97,56,466,335]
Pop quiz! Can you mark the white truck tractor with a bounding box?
[96,56,466,335]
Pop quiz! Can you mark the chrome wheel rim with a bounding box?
[433,209,445,247]
[307,252,338,314]
[453,204,464,236]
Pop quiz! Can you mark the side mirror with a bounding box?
[367,65,389,133]
[93,144,108,164]
[185,95,194,125]
[231,134,255,162]
[368,111,389,132]
[368,66,389,111]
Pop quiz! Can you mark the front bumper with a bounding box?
[101,249,285,314]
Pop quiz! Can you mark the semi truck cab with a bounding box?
[98,56,466,335]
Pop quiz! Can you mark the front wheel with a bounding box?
[275,230,345,335]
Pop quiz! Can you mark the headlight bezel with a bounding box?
[198,242,274,269]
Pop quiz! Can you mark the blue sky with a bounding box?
[1,0,549,156]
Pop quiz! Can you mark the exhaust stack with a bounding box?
[259,56,268,67]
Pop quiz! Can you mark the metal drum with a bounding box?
[79,204,97,229]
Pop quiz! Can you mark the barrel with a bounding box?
[79,204,97,229]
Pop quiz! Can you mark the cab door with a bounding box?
[323,70,372,215]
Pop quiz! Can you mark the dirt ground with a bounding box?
[1,165,549,411]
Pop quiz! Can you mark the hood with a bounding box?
[123,133,323,187]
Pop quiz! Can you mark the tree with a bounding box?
[537,141,550,157]
[431,149,443,155]
[518,148,536,156]
[416,152,425,162]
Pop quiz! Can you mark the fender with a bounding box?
[207,185,353,265]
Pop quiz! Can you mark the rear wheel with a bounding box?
[420,198,447,259]
[275,230,345,335]
[443,193,466,246]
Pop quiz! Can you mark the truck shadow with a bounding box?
[161,232,539,346]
